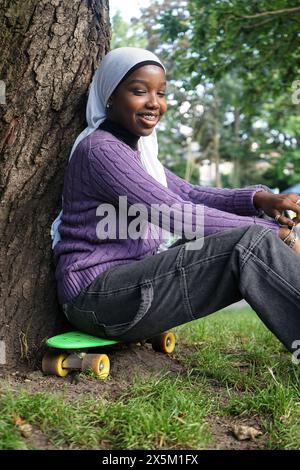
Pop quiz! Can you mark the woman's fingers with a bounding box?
[254,192,300,224]
[279,225,300,255]
[275,211,295,227]
[274,193,300,225]
[285,192,300,203]
[280,194,300,223]
[293,218,300,227]
[293,196,300,224]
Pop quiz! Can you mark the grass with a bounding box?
[1,305,300,450]
[0,374,213,450]
[175,307,300,449]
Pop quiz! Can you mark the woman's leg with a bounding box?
[64,224,300,352]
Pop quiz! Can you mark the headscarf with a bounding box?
[50,47,169,248]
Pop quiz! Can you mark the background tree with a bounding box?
[150,0,300,189]
[134,0,200,183]
[186,0,300,102]
[0,0,111,368]
[111,9,147,49]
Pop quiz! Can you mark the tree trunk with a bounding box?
[0,0,111,368]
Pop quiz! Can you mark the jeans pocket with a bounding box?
[101,281,154,339]
[63,303,106,337]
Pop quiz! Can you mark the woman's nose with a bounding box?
[146,93,159,109]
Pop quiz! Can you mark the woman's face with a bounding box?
[107,64,167,137]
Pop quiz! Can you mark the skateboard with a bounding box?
[42,330,176,379]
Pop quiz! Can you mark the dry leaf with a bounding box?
[12,414,33,438]
[232,424,262,441]
[19,423,33,438]
[12,414,26,427]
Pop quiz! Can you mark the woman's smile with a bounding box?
[136,112,159,127]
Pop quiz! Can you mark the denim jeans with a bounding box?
[62,224,300,352]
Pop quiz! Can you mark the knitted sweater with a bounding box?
[53,129,279,304]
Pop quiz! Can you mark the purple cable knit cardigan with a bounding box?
[53,129,279,304]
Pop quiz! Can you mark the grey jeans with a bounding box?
[63,224,300,352]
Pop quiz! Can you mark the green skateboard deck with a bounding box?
[43,330,175,379]
[46,331,119,350]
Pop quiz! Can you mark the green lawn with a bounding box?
[1,306,300,450]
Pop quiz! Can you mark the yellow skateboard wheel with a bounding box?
[81,353,110,379]
[151,331,176,354]
[42,350,69,377]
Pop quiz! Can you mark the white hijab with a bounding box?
[50,47,168,249]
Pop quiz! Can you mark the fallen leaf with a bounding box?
[12,414,33,438]
[232,424,263,441]
[19,423,33,438]
[12,414,26,427]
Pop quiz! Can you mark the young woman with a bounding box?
[51,47,300,354]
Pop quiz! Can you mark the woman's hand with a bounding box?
[279,226,300,255]
[253,191,300,227]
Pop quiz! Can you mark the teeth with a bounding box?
[140,115,157,121]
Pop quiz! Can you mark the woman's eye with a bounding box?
[133,90,166,97]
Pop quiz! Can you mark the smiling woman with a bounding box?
[50,47,300,361]
[106,64,167,136]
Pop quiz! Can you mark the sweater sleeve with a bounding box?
[88,140,279,238]
[164,167,266,216]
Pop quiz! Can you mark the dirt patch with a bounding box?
[205,415,268,450]
[25,426,58,450]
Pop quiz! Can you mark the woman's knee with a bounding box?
[237,223,275,254]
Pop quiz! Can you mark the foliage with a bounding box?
[160,0,300,102]
[111,10,147,49]
[154,0,300,189]
[110,1,300,190]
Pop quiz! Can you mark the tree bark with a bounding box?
[0,0,111,368]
